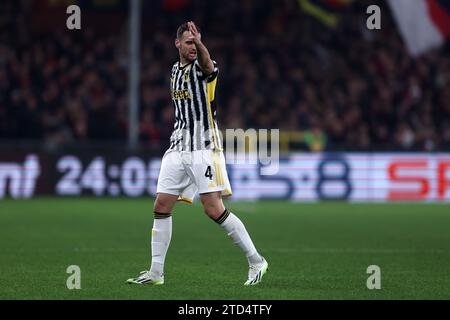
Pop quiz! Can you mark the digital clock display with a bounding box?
[55,156,160,197]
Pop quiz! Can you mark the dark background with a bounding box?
[1,0,449,153]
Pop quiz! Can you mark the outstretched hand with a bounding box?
[187,21,214,74]
[187,21,201,44]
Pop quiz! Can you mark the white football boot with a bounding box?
[126,270,164,285]
[244,257,268,286]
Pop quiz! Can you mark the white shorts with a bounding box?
[156,149,233,204]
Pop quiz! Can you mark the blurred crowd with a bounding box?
[1,0,449,151]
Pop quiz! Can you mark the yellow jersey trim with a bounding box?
[206,78,221,151]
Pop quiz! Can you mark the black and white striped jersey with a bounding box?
[168,59,222,151]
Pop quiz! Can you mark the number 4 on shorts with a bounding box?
[204,166,213,180]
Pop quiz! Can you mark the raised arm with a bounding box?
[187,21,214,76]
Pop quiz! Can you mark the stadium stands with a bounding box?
[1,0,449,151]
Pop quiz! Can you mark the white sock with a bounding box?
[218,210,263,266]
[150,213,172,277]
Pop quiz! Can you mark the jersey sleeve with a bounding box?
[194,60,219,83]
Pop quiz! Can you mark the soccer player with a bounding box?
[127,21,268,286]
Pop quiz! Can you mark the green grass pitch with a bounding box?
[1,198,449,299]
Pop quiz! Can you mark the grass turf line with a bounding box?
[0,198,449,299]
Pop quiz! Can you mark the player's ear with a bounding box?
[175,38,180,49]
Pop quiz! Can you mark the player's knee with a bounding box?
[204,207,221,220]
[154,197,173,213]
[202,202,224,220]
[200,192,225,220]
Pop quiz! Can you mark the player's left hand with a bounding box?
[187,21,201,44]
